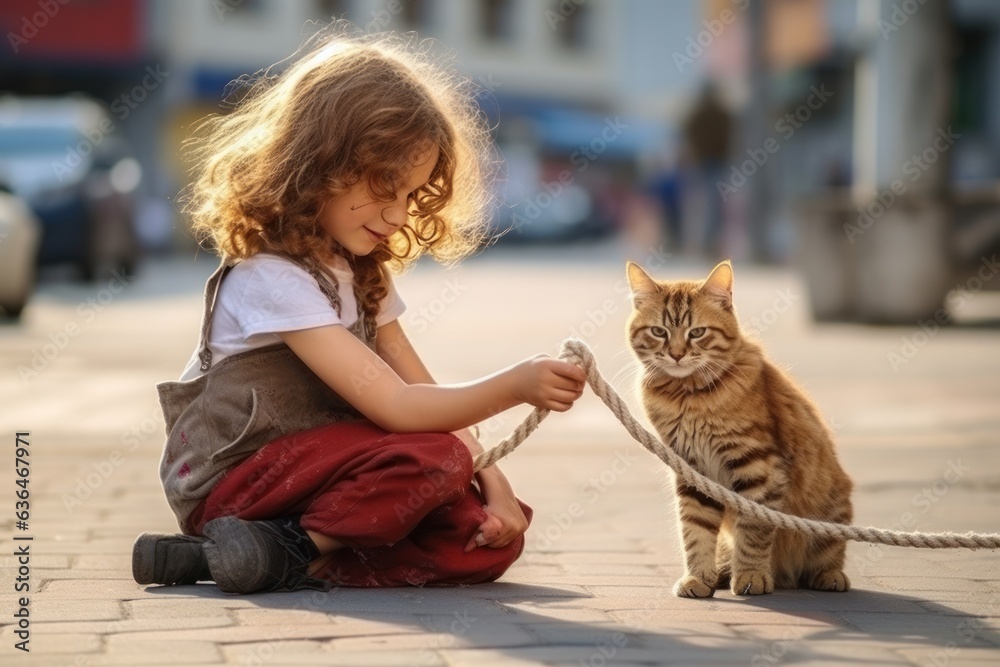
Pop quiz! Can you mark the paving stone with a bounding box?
[0,631,101,655]
[897,646,1000,665]
[440,644,764,665]
[26,617,234,634]
[496,603,616,623]
[714,587,934,615]
[39,579,151,598]
[231,609,336,625]
[33,569,133,580]
[528,573,670,587]
[239,589,514,617]
[609,607,840,628]
[456,582,592,599]
[0,555,70,569]
[0,657,107,667]
[779,641,919,665]
[329,622,535,651]
[559,562,664,576]
[521,550,668,565]
[220,639,324,663]
[225,643,448,666]
[109,621,425,644]
[104,637,222,664]
[873,576,1000,594]
[730,623,838,642]
[833,611,1000,647]
[913,598,1000,617]
[0,599,123,623]
[125,598,249,619]
[73,554,133,569]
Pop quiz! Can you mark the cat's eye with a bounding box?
[688,327,706,338]
[650,326,668,338]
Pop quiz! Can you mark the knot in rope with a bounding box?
[556,337,592,371]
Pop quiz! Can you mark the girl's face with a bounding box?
[319,143,440,256]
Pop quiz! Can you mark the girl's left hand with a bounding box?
[451,427,530,552]
[465,493,528,553]
[464,469,530,552]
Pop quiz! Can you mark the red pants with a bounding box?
[187,420,532,587]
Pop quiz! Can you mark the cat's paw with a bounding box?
[731,570,774,596]
[673,574,716,598]
[808,570,850,592]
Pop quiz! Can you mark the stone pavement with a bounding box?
[1,238,999,666]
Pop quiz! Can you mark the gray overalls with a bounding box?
[156,255,374,534]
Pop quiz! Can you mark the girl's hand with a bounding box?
[512,354,587,412]
[465,468,530,552]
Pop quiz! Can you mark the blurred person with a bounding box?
[681,81,732,259]
[131,23,587,594]
[643,149,684,253]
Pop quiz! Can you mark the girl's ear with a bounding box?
[626,261,659,299]
[702,260,734,310]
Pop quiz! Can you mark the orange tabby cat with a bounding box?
[626,260,853,597]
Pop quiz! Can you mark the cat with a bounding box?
[625,259,853,598]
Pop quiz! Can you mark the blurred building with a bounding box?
[3,0,999,261]
[147,0,702,245]
[150,0,700,124]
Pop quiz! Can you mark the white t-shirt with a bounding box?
[179,252,405,381]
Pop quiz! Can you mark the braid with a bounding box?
[265,240,389,346]
[305,255,347,322]
[351,254,388,346]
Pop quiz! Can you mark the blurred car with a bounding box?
[486,140,614,244]
[489,179,611,244]
[0,185,41,318]
[0,96,141,281]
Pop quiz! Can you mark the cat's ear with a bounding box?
[626,261,659,298]
[702,260,734,310]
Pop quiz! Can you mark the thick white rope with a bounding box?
[472,338,1000,550]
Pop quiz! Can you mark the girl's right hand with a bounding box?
[512,354,587,412]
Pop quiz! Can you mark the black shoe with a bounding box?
[202,514,334,594]
[132,532,212,586]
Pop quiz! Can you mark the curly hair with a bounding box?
[181,21,499,339]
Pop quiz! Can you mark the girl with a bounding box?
[131,25,587,594]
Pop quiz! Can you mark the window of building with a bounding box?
[227,0,268,18]
[551,0,591,51]
[399,0,431,30]
[316,0,349,20]
[479,0,516,43]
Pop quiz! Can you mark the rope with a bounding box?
[472,338,1000,550]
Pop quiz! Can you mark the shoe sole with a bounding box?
[202,516,270,594]
[132,532,208,585]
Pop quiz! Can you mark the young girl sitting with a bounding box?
[131,25,587,594]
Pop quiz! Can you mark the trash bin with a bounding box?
[795,190,954,323]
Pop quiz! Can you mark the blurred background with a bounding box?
[0,0,999,324]
[2,8,1000,656]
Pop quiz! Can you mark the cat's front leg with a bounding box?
[673,483,724,598]
[730,519,776,595]
[729,473,784,596]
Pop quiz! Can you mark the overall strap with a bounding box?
[196,256,233,372]
[198,250,375,362]
[269,251,373,346]
[299,259,375,347]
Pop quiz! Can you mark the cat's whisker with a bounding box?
[605,347,634,365]
[610,360,644,388]
[703,357,752,388]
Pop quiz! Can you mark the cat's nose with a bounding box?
[669,352,685,362]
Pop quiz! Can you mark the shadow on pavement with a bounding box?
[142,581,999,663]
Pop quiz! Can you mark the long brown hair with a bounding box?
[182,21,499,337]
